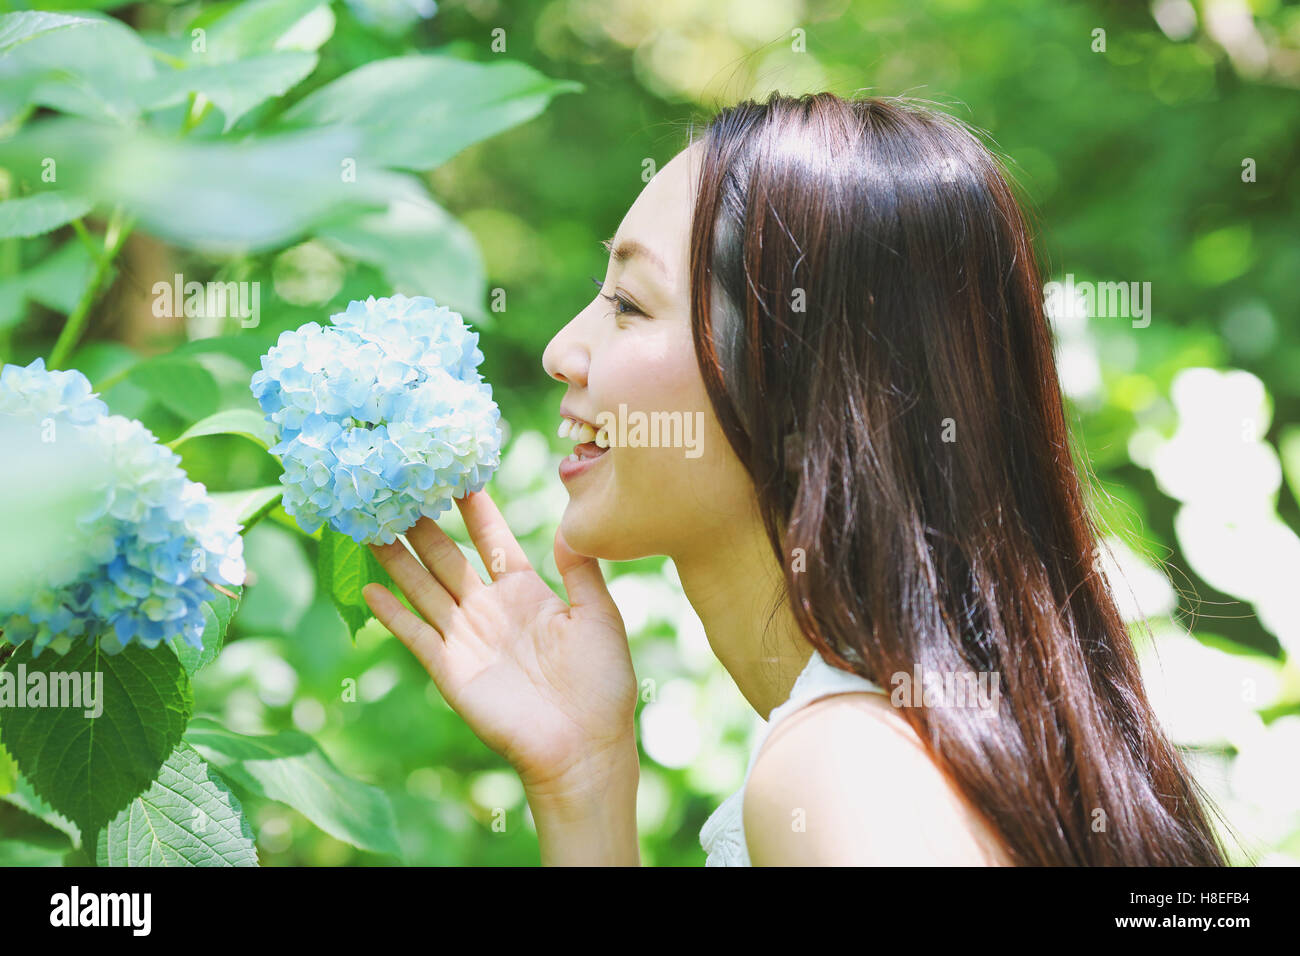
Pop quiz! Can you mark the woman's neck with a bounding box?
[672,511,813,720]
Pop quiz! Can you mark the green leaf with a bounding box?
[185,716,402,858]
[202,0,331,63]
[1280,426,1300,511]
[0,13,157,124]
[0,192,93,239]
[94,744,256,866]
[317,175,487,322]
[0,740,14,796]
[96,743,258,866]
[139,51,319,132]
[278,54,583,170]
[170,408,275,450]
[211,486,284,529]
[318,525,388,640]
[0,11,99,56]
[1,767,81,847]
[0,838,69,866]
[167,586,241,676]
[0,238,96,328]
[0,119,402,252]
[128,356,219,422]
[0,800,74,856]
[0,641,193,836]
[172,333,272,369]
[23,238,96,314]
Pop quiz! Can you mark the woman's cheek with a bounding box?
[591,326,752,542]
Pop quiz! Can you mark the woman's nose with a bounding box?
[542,315,590,387]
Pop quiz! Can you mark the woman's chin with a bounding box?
[559,512,660,564]
[559,500,648,562]
[558,502,609,558]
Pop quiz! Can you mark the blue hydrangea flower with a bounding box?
[250,295,503,545]
[0,358,247,656]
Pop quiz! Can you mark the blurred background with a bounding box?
[1,0,1297,865]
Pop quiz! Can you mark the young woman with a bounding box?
[362,93,1230,866]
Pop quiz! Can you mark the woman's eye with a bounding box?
[589,275,642,318]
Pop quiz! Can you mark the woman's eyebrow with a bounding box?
[601,236,669,280]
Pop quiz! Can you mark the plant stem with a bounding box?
[47,208,134,370]
[91,364,131,393]
[238,489,285,535]
[70,217,100,260]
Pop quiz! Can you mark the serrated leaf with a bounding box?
[0,192,93,239]
[1,769,80,847]
[0,740,14,796]
[167,586,241,676]
[0,11,99,55]
[0,800,74,854]
[0,641,192,835]
[96,743,258,866]
[278,54,582,170]
[185,716,401,858]
[318,525,387,640]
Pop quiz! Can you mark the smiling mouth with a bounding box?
[558,416,609,445]
[557,417,610,481]
[566,441,608,463]
[558,416,611,462]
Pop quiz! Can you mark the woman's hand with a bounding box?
[362,491,639,835]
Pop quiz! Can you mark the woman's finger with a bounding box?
[455,490,531,580]
[405,516,485,602]
[362,582,449,678]
[554,526,619,622]
[368,538,457,632]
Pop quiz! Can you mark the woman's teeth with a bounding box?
[558,417,610,448]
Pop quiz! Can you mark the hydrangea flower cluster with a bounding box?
[250,295,503,545]
[0,359,246,656]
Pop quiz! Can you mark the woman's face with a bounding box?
[542,142,756,562]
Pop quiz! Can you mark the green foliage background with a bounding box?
[1,0,1297,865]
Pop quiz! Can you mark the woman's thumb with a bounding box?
[553,526,616,615]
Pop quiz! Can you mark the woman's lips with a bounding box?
[559,441,609,482]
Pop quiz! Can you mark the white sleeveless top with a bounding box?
[700,645,887,866]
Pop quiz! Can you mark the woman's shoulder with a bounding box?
[743,691,1014,866]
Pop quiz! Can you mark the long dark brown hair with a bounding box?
[686,92,1232,866]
